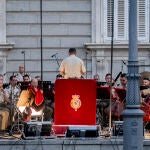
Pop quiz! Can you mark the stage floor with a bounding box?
[0,135,149,150]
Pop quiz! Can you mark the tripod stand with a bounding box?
[9,105,25,138]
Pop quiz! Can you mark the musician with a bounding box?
[142,78,150,87]
[103,73,113,86]
[117,73,127,89]
[93,74,100,81]
[59,48,86,79]
[16,64,25,82]
[35,75,41,82]
[0,80,11,130]
[17,78,42,107]
[141,78,150,99]
[5,75,21,105]
[4,75,21,124]
[0,74,3,82]
[140,78,150,129]
[23,74,31,82]
[17,78,45,121]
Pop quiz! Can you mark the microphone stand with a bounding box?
[52,54,60,68]
[21,51,26,74]
[85,51,88,79]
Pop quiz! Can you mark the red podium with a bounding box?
[54,79,96,125]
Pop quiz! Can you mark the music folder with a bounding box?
[96,86,110,100]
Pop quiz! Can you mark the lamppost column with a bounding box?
[123,0,144,150]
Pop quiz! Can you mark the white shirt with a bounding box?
[59,55,86,79]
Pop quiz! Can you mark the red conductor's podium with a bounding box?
[54,79,96,125]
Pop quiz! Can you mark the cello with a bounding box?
[104,72,126,120]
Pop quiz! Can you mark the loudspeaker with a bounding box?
[24,121,52,137]
[66,126,99,137]
[112,121,123,136]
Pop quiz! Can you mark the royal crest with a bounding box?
[70,95,81,111]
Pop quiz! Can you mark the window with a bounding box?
[103,0,149,43]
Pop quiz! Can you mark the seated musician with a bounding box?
[141,78,150,101]
[17,78,43,107]
[5,75,21,105]
[117,73,127,89]
[103,73,112,87]
[102,73,126,122]
[93,74,100,81]
[5,75,21,124]
[23,74,31,83]
[17,78,44,121]
[0,80,11,130]
[140,78,150,129]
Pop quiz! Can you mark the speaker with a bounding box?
[24,121,52,137]
[66,126,99,137]
[112,121,123,136]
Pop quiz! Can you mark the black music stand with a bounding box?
[96,86,110,100]
[38,81,53,99]
[96,86,111,127]
[140,85,149,90]
[96,81,106,86]
[19,82,31,91]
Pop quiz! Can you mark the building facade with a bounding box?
[0,0,149,82]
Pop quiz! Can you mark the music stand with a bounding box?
[96,86,110,100]
[96,81,106,86]
[19,82,31,91]
[96,86,111,127]
[38,81,53,100]
[38,81,51,90]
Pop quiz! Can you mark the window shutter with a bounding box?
[104,0,149,43]
[116,0,128,41]
[138,0,149,42]
[106,0,113,38]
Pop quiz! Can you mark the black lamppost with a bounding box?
[123,1,144,150]
[40,0,43,81]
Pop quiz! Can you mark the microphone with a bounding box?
[21,51,25,54]
[51,53,58,58]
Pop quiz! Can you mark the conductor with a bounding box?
[59,48,86,79]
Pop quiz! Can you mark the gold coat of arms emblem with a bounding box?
[70,95,81,111]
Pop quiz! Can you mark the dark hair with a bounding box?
[23,74,30,78]
[10,75,16,81]
[56,74,63,79]
[105,73,111,78]
[121,73,127,78]
[69,48,76,54]
[35,75,40,79]
[143,77,150,81]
